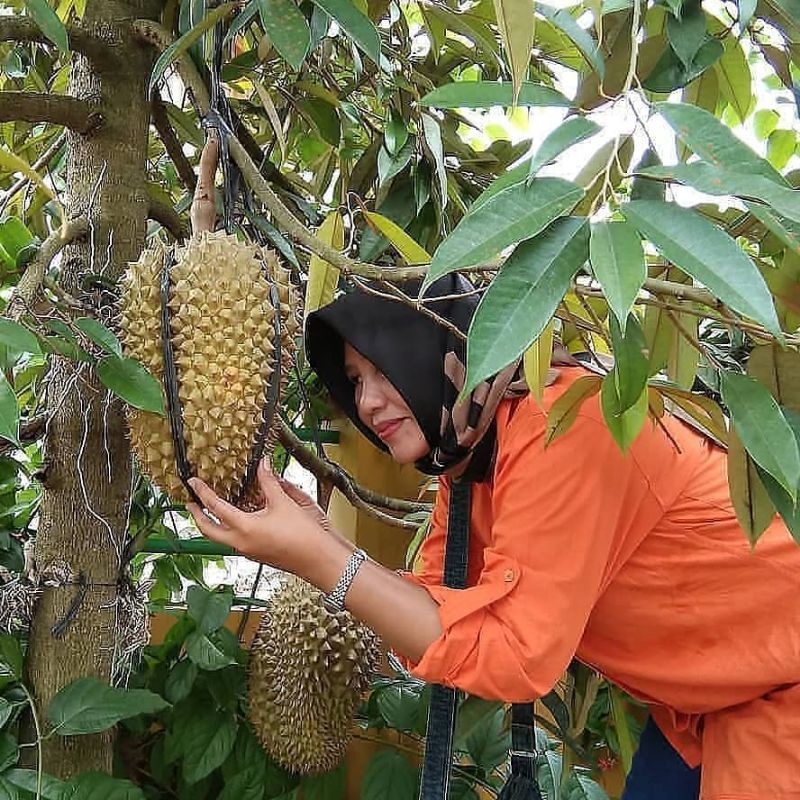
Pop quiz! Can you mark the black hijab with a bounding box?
[305,274,525,480]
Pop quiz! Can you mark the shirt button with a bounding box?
[504,569,514,582]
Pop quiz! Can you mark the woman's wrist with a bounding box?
[296,528,354,594]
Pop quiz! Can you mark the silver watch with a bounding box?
[323,548,368,612]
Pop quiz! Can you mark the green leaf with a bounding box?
[178,708,238,784]
[220,726,269,800]
[377,137,415,185]
[63,772,146,800]
[537,749,562,800]
[307,0,381,64]
[753,109,780,140]
[420,81,571,109]
[96,356,165,415]
[0,319,41,356]
[464,705,510,772]
[493,0,535,103]
[564,773,610,800]
[3,768,66,800]
[187,585,233,635]
[257,0,310,70]
[185,631,237,671]
[655,102,783,183]
[148,3,236,93]
[421,114,448,209]
[767,129,797,171]
[589,220,645,331]
[360,750,417,800]
[364,212,430,265]
[376,681,425,731]
[424,178,584,287]
[0,375,19,448]
[756,461,800,544]
[463,217,589,395]
[0,732,18,772]
[738,0,756,31]
[0,219,34,263]
[622,200,780,336]
[24,0,69,51]
[637,163,800,225]
[609,314,649,413]
[0,773,20,800]
[721,371,800,500]
[301,763,345,800]
[537,4,604,78]
[0,698,14,730]
[74,317,122,357]
[527,117,600,183]
[714,36,752,124]
[48,677,169,735]
[600,373,648,453]
[164,659,199,704]
[666,2,706,68]
[642,38,723,93]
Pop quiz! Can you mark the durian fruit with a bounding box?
[119,230,299,506]
[248,573,381,773]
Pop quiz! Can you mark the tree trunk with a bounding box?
[25,0,159,778]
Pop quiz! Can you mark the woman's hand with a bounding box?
[186,460,339,576]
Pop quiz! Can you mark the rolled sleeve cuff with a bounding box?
[395,551,521,687]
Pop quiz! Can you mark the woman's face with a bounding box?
[344,343,430,464]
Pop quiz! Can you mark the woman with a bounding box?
[187,274,800,800]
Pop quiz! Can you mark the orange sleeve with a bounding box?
[399,399,663,702]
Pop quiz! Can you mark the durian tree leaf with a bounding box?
[746,202,800,257]
[492,0,535,103]
[48,677,170,735]
[653,383,728,446]
[24,0,69,52]
[454,697,504,749]
[185,630,237,671]
[0,731,17,773]
[464,705,510,773]
[74,317,122,357]
[149,3,236,92]
[361,750,417,800]
[746,344,800,411]
[665,1,706,68]
[0,218,34,263]
[0,374,19,448]
[714,35,752,125]
[756,459,800,543]
[305,211,343,317]
[2,768,66,800]
[564,773,609,800]
[537,4,604,78]
[655,102,784,183]
[186,585,233,635]
[375,681,425,731]
[62,773,146,800]
[464,217,590,396]
[419,81,571,109]
[527,116,601,183]
[738,0,756,30]
[720,370,800,500]
[609,314,649,413]
[377,137,415,186]
[97,356,165,416]
[164,659,198,704]
[537,749,562,800]
[621,200,781,337]
[421,114,448,210]
[424,179,584,289]
[257,0,311,70]
[523,321,555,404]
[545,375,602,446]
[0,320,40,357]
[176,707,238,784]
[219,727,268,800]
[588,220,645,332]
[0,635,23,681]
[471,158,531,213]
[364,211,431,266]
[600,374,648,453]
[637,163,800,225]
[307,0,381,65]
[301,763,345,800]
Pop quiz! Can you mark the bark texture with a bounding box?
[25,0,160,779]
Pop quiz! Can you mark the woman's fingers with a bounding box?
[277,477,313,507]
[258,459,286,505]
[186,503,239,548]
[188,478,243,528]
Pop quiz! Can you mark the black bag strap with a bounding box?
[418,481,542,800]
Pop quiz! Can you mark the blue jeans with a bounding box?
[621,717,701,800]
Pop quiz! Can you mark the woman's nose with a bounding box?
[357,377,386,416]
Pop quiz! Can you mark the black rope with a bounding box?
[160,248,203,506]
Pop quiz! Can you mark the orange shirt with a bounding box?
[401,366,800,800]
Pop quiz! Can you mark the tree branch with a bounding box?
[150,94,197,195]
[278,421,430,529]
[6,218,89,322]
[0,92,103,135]
[0,132,66,215]
[147,197,189,240]
[0,17,107,64]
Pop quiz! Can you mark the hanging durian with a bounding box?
[118,132,299,507]
[248,573,381,773]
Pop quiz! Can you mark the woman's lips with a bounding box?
[375,419,403,440]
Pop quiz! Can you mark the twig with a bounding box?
[0,92,104,134]
[150,93,197,194]
[147,197,189,240]
[278,421,430,526]
[0,131,66,215]
[6,217,89,321]
[0,16,108,64]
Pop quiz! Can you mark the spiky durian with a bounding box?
[119,231,299,506]
[248,574,381,774]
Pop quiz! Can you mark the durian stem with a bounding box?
[6,217,89,322]
[191,130,220,235]
[278,421,431,526]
